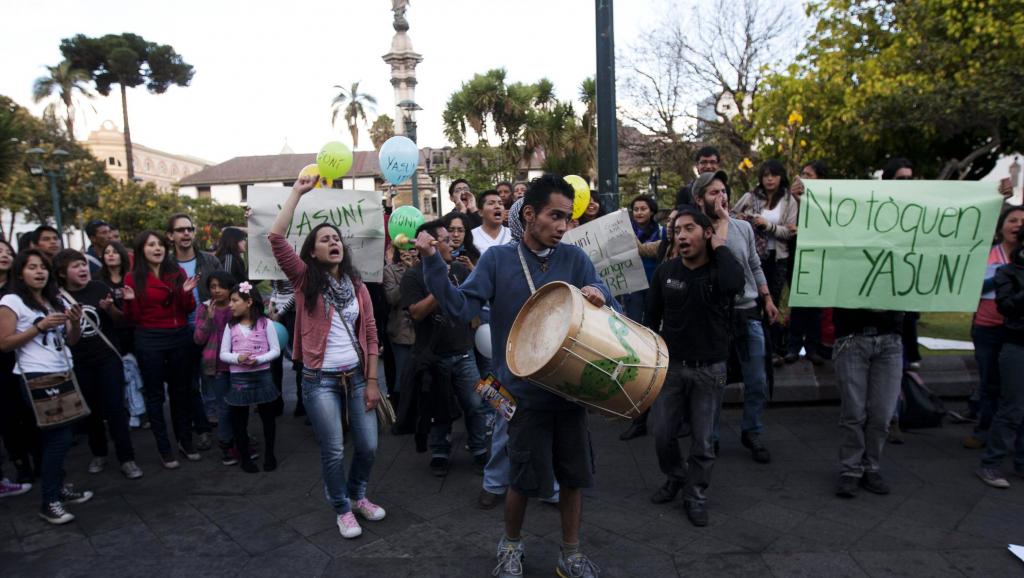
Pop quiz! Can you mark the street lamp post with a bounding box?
[26,147,70,233]
[398,99,422,210]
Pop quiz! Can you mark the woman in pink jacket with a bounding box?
[269,175,384,540]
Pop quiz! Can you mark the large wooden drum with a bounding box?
[506,282,667,419]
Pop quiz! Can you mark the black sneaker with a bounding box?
[860,472,891,495]
[478,489,503,509]
[264,454,278,472]
[58,484,94,505]
[835,475,860,498]
[240,460,260,474]
[195,432,213,451]
[650,479,683,504]
[39,501,74,525]
[472,453,488,476]
[429,457,449,477]
[684,500,709,527]
[741,432,771,463]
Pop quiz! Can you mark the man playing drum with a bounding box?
[415,174,613,578]
[645,205,744,527]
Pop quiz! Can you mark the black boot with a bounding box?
[684,501,709,527]
[650,478,684,504]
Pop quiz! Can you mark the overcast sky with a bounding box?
[1,0,666,163]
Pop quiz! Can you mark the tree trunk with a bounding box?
[63,94,75,140]
[120,83,135,180]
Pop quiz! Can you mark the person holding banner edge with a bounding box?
[415,174,612,578]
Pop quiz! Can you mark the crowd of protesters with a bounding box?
[0,156,1019,578]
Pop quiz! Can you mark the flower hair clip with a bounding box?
[238,281,253,295]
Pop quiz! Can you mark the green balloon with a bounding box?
[388,205,425,249]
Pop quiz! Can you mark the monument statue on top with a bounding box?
[391,0,409,31]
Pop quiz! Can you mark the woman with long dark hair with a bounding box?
[733,159,798,365]
[623,195,661,323]
[215,227,248,282]
[0,239,40,494]
[269,175,384,539]
[0,249,93,523]
[124,231,201,469]
[99,241,134,354]
[443,212,480,269]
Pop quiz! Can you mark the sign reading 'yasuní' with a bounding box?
[789,180,1003,312]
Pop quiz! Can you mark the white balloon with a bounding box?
[475,324,492,359]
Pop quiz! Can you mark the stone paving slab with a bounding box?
[2,370,1024,577]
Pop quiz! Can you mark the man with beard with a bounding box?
[416,174,612,578]
[471,190,511,256]
[646,206,743,526]
[692,171,779,464]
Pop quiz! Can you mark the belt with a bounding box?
[851,327,897,337]
[674,359,723,369]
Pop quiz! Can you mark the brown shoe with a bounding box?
[962,435,985,449]
[477,489,503,510]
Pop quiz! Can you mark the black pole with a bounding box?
[595,0,618,213]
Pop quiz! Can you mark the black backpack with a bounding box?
[898,370,945,429]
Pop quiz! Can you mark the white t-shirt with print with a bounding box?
[471,225,511,256]
[0,294,72,374]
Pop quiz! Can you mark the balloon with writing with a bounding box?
[379,136,419,185]
[297,164,323,188]
[316,142,353,186]
[565,175,591,219]
[388,205,425,250]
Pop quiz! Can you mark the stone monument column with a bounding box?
[383,0,423,136]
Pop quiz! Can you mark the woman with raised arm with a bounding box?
[268,175,384,539]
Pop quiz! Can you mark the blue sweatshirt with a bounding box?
[423,242,616,410]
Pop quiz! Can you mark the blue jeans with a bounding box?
[981,342,1024,471]
[22,372,74,505]
[971,325,1004,439]
[201,372,233,444]
[302,367,377,514]
[391,344,412,393]
[834,334,903,476]
[739,319,769,434]
[428,352,488,458]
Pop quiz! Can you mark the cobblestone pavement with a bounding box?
[2,372,1023,577]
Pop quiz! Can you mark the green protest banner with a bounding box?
[788,180,1003,312]
[247,187,385,282]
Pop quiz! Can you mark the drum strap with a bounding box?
[516,244,537,295]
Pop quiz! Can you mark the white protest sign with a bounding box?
[247,187,385,282]
[561,209,648,296]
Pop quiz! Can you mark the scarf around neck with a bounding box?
[323,274,355,319]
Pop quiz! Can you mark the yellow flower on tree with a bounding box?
[738,158,754,171]
[787,111,803,126]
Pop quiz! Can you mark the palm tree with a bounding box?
[32,60,93,139]
[330,82,377,150]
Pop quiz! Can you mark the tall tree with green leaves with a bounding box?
[330,82,377,150]
[369,114,395,150]
[60,33,194,179]
[32,60,94,139]
[750,0,1024,179]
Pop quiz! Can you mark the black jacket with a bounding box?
[995,262,1024,344]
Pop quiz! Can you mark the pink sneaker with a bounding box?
[0,478,31,498]
[337,511,362,539]
[353,498,386,521]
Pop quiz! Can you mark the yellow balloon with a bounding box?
[565,175,591,219]
[297,164,323,188]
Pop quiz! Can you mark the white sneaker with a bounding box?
[88,457,108,474]
[337,512,362,538]
[352,498,386,521]
[121,461,144,480]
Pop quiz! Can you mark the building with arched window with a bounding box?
[83,121,211,191]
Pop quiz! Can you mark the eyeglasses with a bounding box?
[172,226,195,233]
